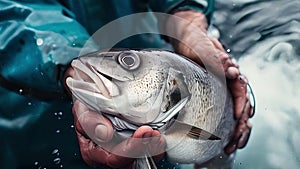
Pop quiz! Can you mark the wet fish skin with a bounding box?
[66,50,235,164]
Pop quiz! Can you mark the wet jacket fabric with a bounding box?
[0,0,214,168]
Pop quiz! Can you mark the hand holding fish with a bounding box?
[63,10,255,169]
[71,100,166,169]
[166,10,254,154]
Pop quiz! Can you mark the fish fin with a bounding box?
[172,120,221,141]
[187,126,221,140]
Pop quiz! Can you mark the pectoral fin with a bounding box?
[172,120,221,141]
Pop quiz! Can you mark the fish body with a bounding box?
[66,50,235,164]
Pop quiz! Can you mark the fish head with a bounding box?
[66,50,190,125]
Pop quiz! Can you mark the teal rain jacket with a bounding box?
[0,0,214,168]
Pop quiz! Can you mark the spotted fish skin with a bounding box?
[153,51,235,163]
[66,50,235,164]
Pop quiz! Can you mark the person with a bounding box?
[0,0,254,168]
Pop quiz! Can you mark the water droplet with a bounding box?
[51,44,58,50]
[28,102,32,106]
[226,48,231,53]
[52,149,59,155]
[60,164,63,168]
[70,125,74,128]
[36,38,43,46]
[34,161,39,165]
[53,157,61,164]
[54,112,58,116]
[58,112,63,116]
[19,89,23,93]
[56,130,60,133]
[220,155,223,159]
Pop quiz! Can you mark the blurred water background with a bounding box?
[212,0,300,168]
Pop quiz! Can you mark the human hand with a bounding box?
[166,10,255,154]
[71,100,166,169]
[63,67,166,169]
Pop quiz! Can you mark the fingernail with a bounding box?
[143,132,152,138]
[95,124,108,142]
[239,75,246,84]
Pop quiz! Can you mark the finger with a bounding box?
[224,141,237,155]
[72,100,114,144]
[224,119,247,155]
[234,104,251,141]
[209,37,225,51]
[106,126,156,168]
[76,131,108,168]
[78,126,155,169]
[226,67,240,80]
[217,52,240,79]
[219,52,232,67]
[224,103,251,155]
[233,121,247,143]
[63,67,75,96]
[242,101,251,122]
[237,122,253,149]
[229,75,248,119]
[109,126,153,157]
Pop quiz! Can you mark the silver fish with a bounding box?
[66,50,235,165]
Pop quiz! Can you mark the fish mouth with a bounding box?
[65,59,119,112]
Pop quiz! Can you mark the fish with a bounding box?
[66,49,236,165]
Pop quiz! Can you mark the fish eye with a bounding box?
[117,52,140,70]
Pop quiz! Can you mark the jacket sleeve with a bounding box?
[0,0,97,100]
[149,0,214,23]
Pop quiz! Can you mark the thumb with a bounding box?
[72,100,114,144]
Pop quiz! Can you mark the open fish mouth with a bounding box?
[65,58,120,112]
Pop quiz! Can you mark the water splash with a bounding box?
[214,0,300,168]
[51,148,63,167]
[54,111,63,120]
[53,157,61,165]
[51,149,59,155]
